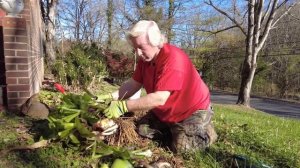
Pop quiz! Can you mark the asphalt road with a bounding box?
[211,91,300,119]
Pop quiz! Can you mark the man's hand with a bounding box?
[96,94,113,103]
[103,101,128,118]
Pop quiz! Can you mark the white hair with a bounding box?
[126,20,166,48]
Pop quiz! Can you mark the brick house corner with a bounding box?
[0,0,44,112]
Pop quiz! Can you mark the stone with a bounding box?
[20,93,49,119]
[26,102,49,120]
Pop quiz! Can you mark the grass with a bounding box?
[187,104,300,168]
[0,90,299,167]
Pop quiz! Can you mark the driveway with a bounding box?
[211,91,300,119]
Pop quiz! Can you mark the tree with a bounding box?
[166,0,175,41]
[205,0,299,107]
[58,0,107,43]
[40,0,58,64]
[106,0,114,49]
[262,4,300,98]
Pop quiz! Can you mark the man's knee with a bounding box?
[170,116,217,153]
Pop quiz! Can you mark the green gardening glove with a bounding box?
[103,101,128,118]
[96,93,113,103]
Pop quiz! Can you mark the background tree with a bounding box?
[205,0,299,106]
[40,0,58,65]
[106,0,114,49]
[58,0,107,43]
[262,4,300,98]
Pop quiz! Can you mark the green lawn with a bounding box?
[0,92,299,168]
[188,104,300,168]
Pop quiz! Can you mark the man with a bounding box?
[98,20,217,153]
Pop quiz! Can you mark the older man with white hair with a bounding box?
[98,20,217,153]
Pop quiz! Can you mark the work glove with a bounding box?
[95,93,113,103]
[103,101,128,118]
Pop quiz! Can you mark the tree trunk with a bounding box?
[107,0,113,49]
[237,0,255,107]
[41,0,57,65]
[237,55,257,107]
[167,0,174,42]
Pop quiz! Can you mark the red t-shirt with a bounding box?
[132,44,210,123]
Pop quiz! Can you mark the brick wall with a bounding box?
[0,0,44,111]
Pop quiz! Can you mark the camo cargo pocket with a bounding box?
[170,110,212,152]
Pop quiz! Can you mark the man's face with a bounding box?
[130,34,160,62]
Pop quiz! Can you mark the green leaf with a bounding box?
[69,133,80,144]
[75,117,93,137]
[61,95,77,108]
[80,112,99,125]
[112,148,131,160]
[63,122,76,130]
[95,141,114,157]
[59,107,82,115]
[47,116,57,123]
[58,128,73,139]
[62,112,81,122]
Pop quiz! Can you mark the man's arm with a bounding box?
[126,90,170,112]
[111,78,142,100]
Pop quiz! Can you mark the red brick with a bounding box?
[2,17,26,28]
[16,37,28,43]
[5,57,28,64]
[6,78,17,84]
[4,43,28,50]
[20,9,31,15]
[16,51,28,56]
[4,50,15,56]
[7,92,18,98]
[4,36,15,42]
[18,78,30,84]
[6,71,29,78]
[18,65,29,70]
[7,98,28,104]
[19,92,30,98]
[5,64,17,70]
[4,29,27,36]
[7,104,20,111]
[7,85,30,91]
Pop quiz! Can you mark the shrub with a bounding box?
[52,43,108,87]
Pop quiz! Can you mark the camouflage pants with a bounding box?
[137,107,217,153]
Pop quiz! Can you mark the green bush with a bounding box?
[52,43,108,87]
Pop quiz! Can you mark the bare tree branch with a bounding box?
[261,0,273,26]
[272,2,300,27]
[257,0,278,53]
[205,0,247,36]
[197,25,238,34]
[277,0,289,9]
[288,12,300,21]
